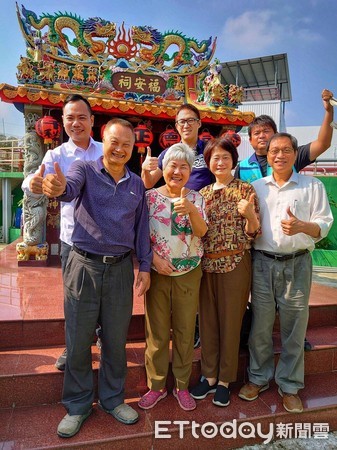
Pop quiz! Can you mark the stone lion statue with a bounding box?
[16,241,49,261]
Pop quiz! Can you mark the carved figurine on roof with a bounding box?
[198,58,244,107]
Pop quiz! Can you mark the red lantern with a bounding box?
[134,123,154,155]
[198,128,213,144]
[35,116,61,147]
[159,125,180,149]
[222,130,241,148]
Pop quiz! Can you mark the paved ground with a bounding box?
[240,431,337,449]
[312,268,337,288]
[241,266,337,449]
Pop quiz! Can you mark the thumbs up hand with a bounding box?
[42,162,67,198]
[142,146,159,171]
[238,193,256,219]
[29,163,46,194]
[173,187,192,216]
[281,205,302,236]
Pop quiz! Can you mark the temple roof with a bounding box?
[0,4,255,127]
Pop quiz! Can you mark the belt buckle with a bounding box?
[103,255,115,264]
[274,254,284,260]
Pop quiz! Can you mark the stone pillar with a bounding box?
[17,104,49,264]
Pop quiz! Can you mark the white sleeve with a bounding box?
[310,179,334,241]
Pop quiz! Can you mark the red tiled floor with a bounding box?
[0,241,145,321]
[1,373,337,450]
[1,241,337,322]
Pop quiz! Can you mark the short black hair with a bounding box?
[248,115,277,138]
[103,118,135,138]
[175,103,201,120]
[63,94,93,116]
[204,137,239,169]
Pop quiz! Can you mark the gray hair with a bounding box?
[162,143,195,171]
[266,132,298,152]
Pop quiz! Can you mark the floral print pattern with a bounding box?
[146,189,206,275]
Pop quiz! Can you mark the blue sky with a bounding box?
[0,0,336,137]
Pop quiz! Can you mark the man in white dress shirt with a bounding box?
[22,94,103,370]
[238,132,333,413]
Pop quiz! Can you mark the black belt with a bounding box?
[256,249,309,261]
[73,245,131,264]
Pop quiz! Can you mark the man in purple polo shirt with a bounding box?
[42,118,152,438]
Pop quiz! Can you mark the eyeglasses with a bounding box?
[175,118,199,127]
[268,148,294,156]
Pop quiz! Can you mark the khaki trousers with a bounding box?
[199,251,251,383]
[144,265,202,390]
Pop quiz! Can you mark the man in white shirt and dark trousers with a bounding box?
[238,132,333,413]
[22,94,103,370]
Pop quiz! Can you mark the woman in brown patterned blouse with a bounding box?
[190,137,260,407]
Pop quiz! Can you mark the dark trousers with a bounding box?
[199,252,251,383]
[60,241,71,275]
[62,249,134,415]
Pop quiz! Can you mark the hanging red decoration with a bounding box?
[198,128,213,144]
[35,115,61,147]
[159,125,180,149]
[222,129,241,148]
[134,123,154,154]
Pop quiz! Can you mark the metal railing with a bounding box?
[300,159,337,176]
[0,140,25,173]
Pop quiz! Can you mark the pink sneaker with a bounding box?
[138,389,167,410]
[173,388,196,411]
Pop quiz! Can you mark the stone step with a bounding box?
[1,371,337,449]
[0,314,146,350]
[1,325,336,408]
[1,302,336,350]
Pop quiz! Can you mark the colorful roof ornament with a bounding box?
[0,4,255,127]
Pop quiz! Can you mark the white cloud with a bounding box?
[219,11,281,56]
[218,9,323,58]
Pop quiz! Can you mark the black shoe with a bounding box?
[304,338,312,351]
[190,377,217,399]
[55,348,67,371]
[212,385,230,407]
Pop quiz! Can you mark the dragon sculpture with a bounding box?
[17,4,116,61]
[131,25,215,71]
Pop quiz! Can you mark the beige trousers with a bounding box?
[144,265,202,390]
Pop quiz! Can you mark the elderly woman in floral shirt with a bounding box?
[138,143,207,412]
